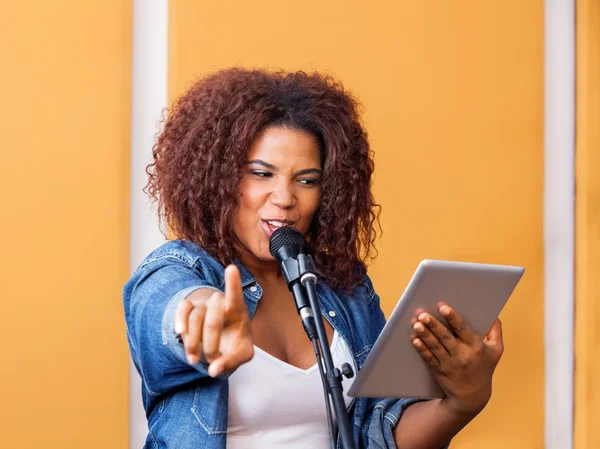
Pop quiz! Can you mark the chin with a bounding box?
[257,252,277,262]
[244,244,276,262]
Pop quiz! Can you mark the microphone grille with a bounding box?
[269,226,306,258]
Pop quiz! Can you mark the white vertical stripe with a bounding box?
[544,1,575,448]
[130,1,168,448]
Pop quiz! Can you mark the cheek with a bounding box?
[234,183,269,228]
[299,190,321,225]
[238,182,266,210]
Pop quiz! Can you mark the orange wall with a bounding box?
[169,1,544,447]
[0,2,131,448]
[575,0,600,447]
[0,1,547,447]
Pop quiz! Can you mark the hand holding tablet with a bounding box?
[347,259,524,400]
[410,303,506,415]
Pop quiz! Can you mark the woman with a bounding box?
[123,68,504,449]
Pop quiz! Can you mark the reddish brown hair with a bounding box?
[146,68,380,290]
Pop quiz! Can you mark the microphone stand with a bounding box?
[274,231,355,449]
[296,254,356,449]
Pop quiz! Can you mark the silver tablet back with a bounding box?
[347,259,524,399]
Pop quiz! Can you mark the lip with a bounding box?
[260,218,296,239]
[262,217,296,226]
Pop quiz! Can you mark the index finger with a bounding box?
[174,297,194,335]
[224,265,243,310]
[439,305,477,345]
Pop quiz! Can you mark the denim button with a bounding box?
[328,311,336,317]
[249,285,258,292]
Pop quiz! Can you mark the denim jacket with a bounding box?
[123,240,427,449]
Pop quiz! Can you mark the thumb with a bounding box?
[486,318,503,343]
[484,318,504,357]
[208,342,254,377]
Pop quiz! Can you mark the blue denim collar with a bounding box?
[232,258,257,288]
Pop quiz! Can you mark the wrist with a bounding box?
[441,392,489,421]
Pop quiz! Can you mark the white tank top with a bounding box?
[227,331,356,448]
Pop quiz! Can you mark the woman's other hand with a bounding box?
[174,265,254,377]
[411,305,504,417]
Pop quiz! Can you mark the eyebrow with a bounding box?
[247,159,322,176]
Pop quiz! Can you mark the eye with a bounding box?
[298,178,320,186]
[250,170,273,179]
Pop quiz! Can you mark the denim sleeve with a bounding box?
[124,256,225,396]
[362,397,450,449]
[357,276,450,449]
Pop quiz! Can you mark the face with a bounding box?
[232,126,322,263]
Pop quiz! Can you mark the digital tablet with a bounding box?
[347,259,524,399]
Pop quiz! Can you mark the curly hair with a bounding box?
[146,68,380,291]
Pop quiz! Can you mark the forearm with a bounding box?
[393,398,478,449]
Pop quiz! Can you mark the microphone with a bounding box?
[269,226,317,340]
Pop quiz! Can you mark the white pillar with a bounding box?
[130,1,168,447]
[544,0,575,448]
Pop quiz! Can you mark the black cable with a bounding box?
[313,337,336,449]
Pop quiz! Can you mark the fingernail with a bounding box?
[208,362,221,377]
[440,306,450,316]
[175,321,183,334]
[418,313,429,323]
[413,322,424,332]
[412,338,421,347]
[187,354,198,365]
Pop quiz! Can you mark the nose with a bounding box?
[270,179,295,209]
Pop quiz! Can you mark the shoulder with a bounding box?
[319,272,382,320]
[123,241,227,321]
[139,240,205,268]
[330,272,378,304]
[319,272,386,364]
[124,240,226,298]
[137,240,223,274]
[352,273,378,302]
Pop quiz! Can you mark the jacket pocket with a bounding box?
[355,344,373,369]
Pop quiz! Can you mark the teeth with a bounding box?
[267,220,284,228]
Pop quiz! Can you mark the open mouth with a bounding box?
[261,219,294,237]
